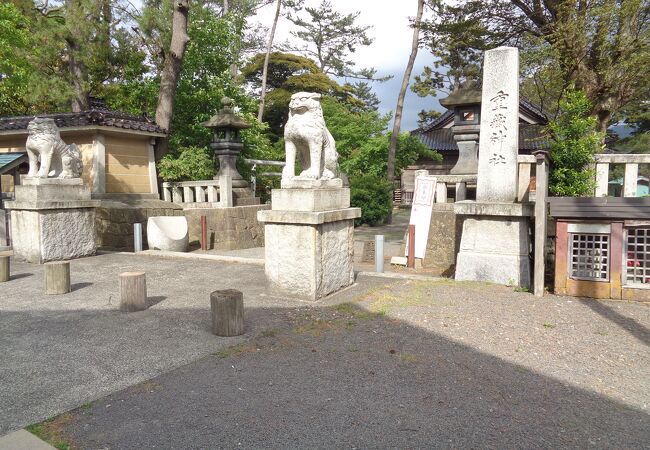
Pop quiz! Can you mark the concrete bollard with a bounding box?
[375,235,384,273]
[119,272,147,312]
[45,261,71,294]
[133,223,143,252]
[210,289,244,336]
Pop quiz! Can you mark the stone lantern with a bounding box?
[439,82,481,175]
[202,97,251,188]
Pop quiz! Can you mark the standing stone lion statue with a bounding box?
[282,92,339,181]
[26,117,83,178]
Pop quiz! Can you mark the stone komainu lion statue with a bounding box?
[282,92,339,181]
[26,117,83,178]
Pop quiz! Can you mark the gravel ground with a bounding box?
[40,278,650,449]
[0,253,382,435]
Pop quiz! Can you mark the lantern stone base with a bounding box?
[6,178,98,264]
[258,187,360,300]
[454,201,532,288]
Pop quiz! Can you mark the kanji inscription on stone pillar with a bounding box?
[476,47,520,203]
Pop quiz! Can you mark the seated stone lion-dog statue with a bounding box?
[282,92,339,181]
[26,117,83,178]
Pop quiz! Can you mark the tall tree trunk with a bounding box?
[64,0,89,112]
[67,45,89,112]
[387,0,424,181]
[154,0,191,161]
[257,0,282,122]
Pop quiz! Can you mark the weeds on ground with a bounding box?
[213,342,257,358]
[26,414,75,450]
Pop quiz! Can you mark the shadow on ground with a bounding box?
[579,298,650,347]
[31,303,649,449]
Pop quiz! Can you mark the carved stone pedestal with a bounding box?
[454,201,532,288]
[6,178,99,263]
[258,186,360,300]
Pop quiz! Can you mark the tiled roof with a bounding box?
[0,108,166,134]
[519,97,548,123]
[413,110,455,134]
[412,124,550,152]
[0,152,28,174]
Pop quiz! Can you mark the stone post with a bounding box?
[533,151,549,297]
[0,248,12,282]
[219,175,233,207]
[44,261,71,294]
[454,47,532,288]
[119,272,147,312]
[258,180,360,300]
[210,289,245,336]
[476,47,520,203]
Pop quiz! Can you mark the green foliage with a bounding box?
[286,0,382,80]
[0,3,33,115]
[242,52,346,139]
[549,90,604,197]
[417,109,442,128]
[317,97,439,225]
[319,97,440,178]
[350,175,393,226]
[417,0,650,129]
[157,146,215,182]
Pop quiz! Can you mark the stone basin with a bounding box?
[147,216,189,252]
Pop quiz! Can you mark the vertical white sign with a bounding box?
[405,175,437,259]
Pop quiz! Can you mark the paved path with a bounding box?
[20,276,650,449]
[0,253,383,436]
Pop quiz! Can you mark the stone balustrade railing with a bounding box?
[401,155,538,206]
[162,176,233,207]
[593,153,650,197]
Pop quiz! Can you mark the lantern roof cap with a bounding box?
[202,97,251,130]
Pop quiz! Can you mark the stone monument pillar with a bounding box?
[453,47,532,288]
[258,92,361,300]
[6,118,98,263]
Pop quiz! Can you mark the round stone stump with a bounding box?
[119,272,147,312]
[0,256,9,282]
[44,261,71,295]
[210,289,244,336]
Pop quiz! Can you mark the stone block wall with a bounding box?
[184,204,269,251]
[422,204,465,276]
[95,199,183,251]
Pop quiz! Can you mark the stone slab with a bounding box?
[20,177,84,186]
[0,429,56,450]
[454,216,531,288]
[453,201,533,217]
[422,204,464,276]
[258,207,361,225]
[5,200,100,211]
[10,183,92,204]
[11,208,97,264]
[23,177,83,186]
[280,178,343,189]
[264,218,355,300]
[183,204,269,251]
[271,188,350,212]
